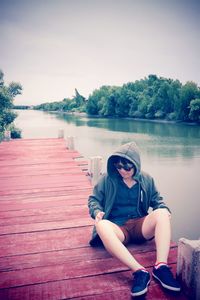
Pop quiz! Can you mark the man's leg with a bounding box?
[96,219,151,296]
[141,208,171,264]
[95,219,145,272]
[141,208,181,292]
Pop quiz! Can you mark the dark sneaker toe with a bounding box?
[131,270,151,297]
[152,266,181,292]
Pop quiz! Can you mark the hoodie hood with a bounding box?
[107,142,141,179]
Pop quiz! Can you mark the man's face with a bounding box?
[114,162,135,179]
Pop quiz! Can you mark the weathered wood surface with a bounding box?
[0,138,187,299]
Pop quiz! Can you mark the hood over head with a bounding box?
[107,142,141,179]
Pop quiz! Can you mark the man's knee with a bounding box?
[154,208,170,221]
[95,219,111,233]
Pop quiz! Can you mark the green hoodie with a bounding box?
[88,142,170,246]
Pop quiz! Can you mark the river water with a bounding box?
[14,109,200,242]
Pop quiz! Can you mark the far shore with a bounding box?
[14,108,199,126]
[48,110,199,126]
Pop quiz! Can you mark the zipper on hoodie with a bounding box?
[140,189,143,202]
[136,183,142,216]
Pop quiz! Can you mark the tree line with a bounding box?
[34,75,200,123]
[0,69,22,140]
[2,69,199,142]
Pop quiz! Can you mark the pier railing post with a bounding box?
[4,130,11,141]
[66,136,75,150]
[58,129,64,138]
[177,238,200,300]
[88,156,103,186]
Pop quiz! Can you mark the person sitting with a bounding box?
[88,141,181,297]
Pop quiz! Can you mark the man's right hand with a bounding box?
[95,211,105,223]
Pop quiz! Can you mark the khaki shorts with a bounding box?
[119,217,148,245]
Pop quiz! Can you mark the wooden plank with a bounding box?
[0,226,92,257]
[0,241,165,272]
[0,198,88,212]
[0,186,91,198]
[71,281,188,300]
[0,189,89,201]
[0,155,82,166]
[0,191,89,204]
[0,205,89,223]
[0,218,93,235]
[0,228,175,259]
[0,266,187,300]
[0,160,86,170]
[0,248,177,289]
[0,158,86,167]
[0,173,90,186]
[0,186,91,200]
[0,166,86,178]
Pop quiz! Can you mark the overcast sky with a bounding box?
[0,0,199,105]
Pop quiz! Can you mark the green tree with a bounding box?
[137,94,149,118]
[61,98,71,111]
[73,89,85,108]
[8,82,23,97]
[0,70,4,87]
[105,94,116,116]
[189,99,200,122]
[86,86,116,115]
[115,86,134,117]
[34,74,200,123]
[178,82,200,121]
[0,69,22,140]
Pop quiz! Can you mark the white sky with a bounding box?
[0,0,199,105]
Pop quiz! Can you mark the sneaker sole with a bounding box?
[152,273,181,292]
[130,279,151,297]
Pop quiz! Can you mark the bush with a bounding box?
[154,110,165,119]
[130,110,144,118]
[145,112,154,119]
[166,112,178,121]
[10,126,21,139]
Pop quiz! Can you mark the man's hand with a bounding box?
[95,211,105,223]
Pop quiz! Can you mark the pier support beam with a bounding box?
[177,238,200,300]
[66,136,75,150]
[88,156,103,186]
[58,129,64,138]
[4,130,11,141]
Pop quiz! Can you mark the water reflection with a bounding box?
[56,113,199,138]
[57,113,200,139]
[55,112,200,159]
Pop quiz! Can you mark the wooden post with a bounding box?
[58,129,64,138]
[4,130,11,141]
[66,136,75,150]
[88,156,103,186]
[177,238,200,300]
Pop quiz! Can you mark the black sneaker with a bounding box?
[131,270,151,297]
[152,265,181,292]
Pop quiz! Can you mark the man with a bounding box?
[88,142,181,296]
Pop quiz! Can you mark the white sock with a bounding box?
[154,262,168,269]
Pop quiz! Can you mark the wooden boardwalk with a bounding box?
[0,138,187,299]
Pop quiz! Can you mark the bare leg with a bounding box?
[142,208,171,264]
[95,219,144,272]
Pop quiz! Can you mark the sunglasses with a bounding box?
[115,163,134,171]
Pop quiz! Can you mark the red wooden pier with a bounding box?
[0,138,187,299]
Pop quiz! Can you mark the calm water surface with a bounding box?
[15,110,200,241]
